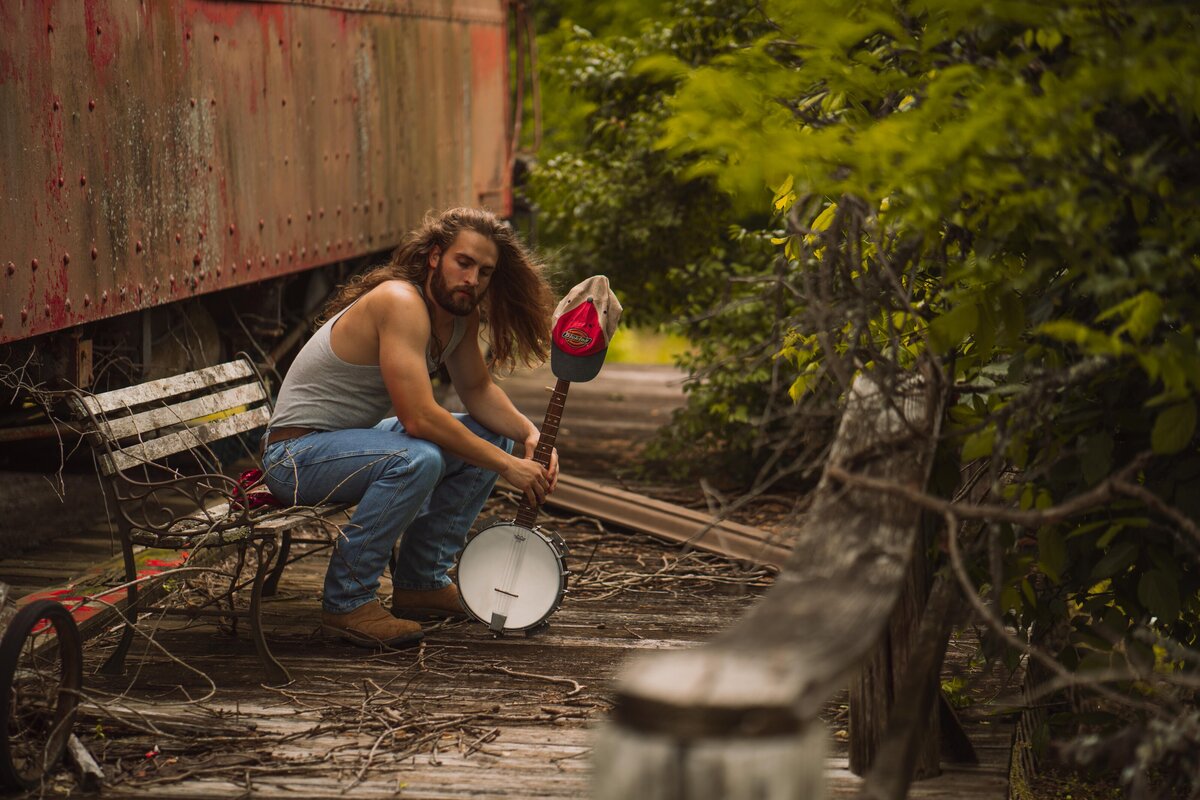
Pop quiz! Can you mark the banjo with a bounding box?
[456,274,622,635]
[455,378,571,634]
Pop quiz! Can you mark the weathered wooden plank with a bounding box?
[102,407,270,474]
[97,382,267,442]
[531,474,790,568]
[594,372,945,800]
[78,360,256,415]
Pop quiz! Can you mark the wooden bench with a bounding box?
[68,356,345,685]
[592,368,963,800]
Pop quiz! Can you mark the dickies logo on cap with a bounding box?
[550,275,622,382]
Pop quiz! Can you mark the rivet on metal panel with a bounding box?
[301,246,307,257]
[287,215,292,225]
[47,23,53,33]
[245,258,252,270]
[319,207,325,218]
[214,33,220,43]
[52,100,60,111]
[284,156,289,165]
[5,262,13,276]
[175,232,182,244]
[282,98,287,107]
[323,152,328,162]
[65,298,72,312]
[80,174,87,186]
[378,200,384,212]
[169,275,175,286]
[230,262,236,274]
[337,206,342,216]
[288,249,295,262]
[84,294,91,307]
[31,258,38,271]
[193,253,202,267]
[91,246,98,260]
[137,284,144,297]
[275,253,281,264]
[88,99,96,111]
[136,240,143,253]
[334,97,338,106]
[0,315,4,327]
[191,98,196,107]
[96,25,102,36]
[101,291,108,304]
[119,286,127,298]
[211,98,216,107]
[311,95,316,105]
[153,278,160,290]
[62,252,70,265]
[20,309,27,323]
[259,218,265,230]
[198,227,205,241]
[344,150,349,161]
[44,305,51,318]
[57,176,64,188]
[279,38,284,47]
[325,240,331,253]
[229,224,236,236]
[307,210,312,221]
[216,265,222,276]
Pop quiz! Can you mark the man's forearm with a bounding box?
[460,382,538,448]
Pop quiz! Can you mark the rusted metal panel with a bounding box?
[0,0,510,345]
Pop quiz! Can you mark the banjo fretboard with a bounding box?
[514,377,570,529]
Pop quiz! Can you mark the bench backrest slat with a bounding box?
[96,382,267,442]
[80,361,256,416]
[101,406,270,475]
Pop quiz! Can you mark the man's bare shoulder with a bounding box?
[363,280,427,326]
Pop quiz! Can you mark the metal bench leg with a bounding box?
[249,537,290,686]
[262,530,292,597]
[100,542,139,676]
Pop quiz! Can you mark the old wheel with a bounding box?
[0,600,83,790]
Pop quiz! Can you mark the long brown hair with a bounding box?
[319,208,554,370]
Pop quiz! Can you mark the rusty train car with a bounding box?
[0,0,516,433]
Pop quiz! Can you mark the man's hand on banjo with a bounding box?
[503,452,551,507]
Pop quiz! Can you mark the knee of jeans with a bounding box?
[401,441,446,486]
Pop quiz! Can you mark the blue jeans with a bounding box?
[261,415,512,614]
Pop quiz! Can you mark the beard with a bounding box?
[429,256,480,317]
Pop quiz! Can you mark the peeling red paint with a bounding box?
[3,0,510,346]
[83,0,118,78]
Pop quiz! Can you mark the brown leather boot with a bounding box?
[321,602,424,648]
[391,584,468,621]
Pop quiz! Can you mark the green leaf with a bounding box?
[1151,399,1197,455]
[961,425,995,461]
[1137,569,1181,621]
[929,303,979,353]
[1090,539,1139,581]
[1079,433,1114,486]
[1038,528,1067,584]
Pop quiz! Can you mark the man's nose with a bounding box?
[462,269,479,287]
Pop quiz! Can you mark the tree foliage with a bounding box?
[534,0,1200,791]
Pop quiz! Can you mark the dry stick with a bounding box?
[827,452,1148,529]
[487,664,584,698]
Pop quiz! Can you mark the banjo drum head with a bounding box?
[456,523,564,631]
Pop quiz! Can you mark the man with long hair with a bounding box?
[262,207,557,647]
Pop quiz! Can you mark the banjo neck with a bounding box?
[513,377,570,529]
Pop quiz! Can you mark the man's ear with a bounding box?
[428,246,441,270]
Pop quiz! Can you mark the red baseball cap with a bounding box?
[550,275,623,382]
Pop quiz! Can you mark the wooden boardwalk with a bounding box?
[0,363,1014,798]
